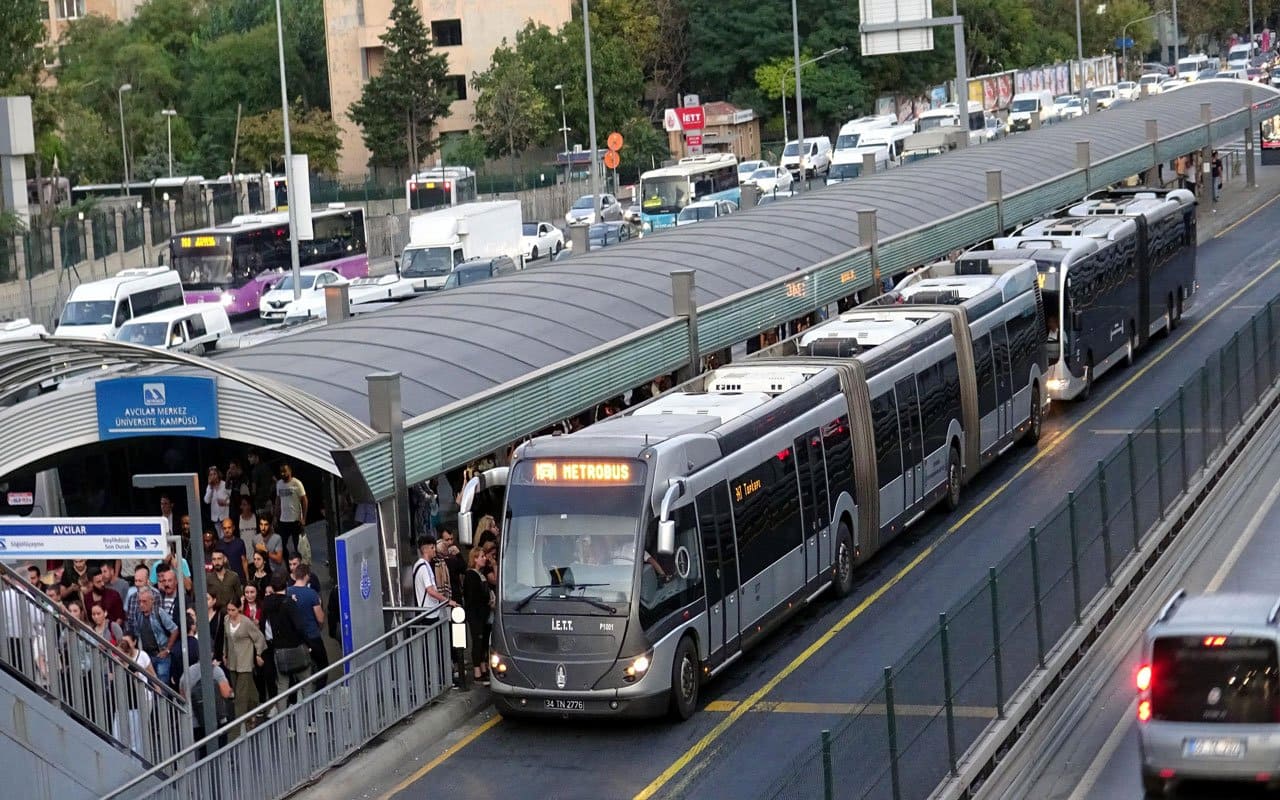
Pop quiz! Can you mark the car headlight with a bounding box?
[623,651,653,682]
[221,293,235,307]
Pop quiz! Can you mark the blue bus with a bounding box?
[638,154,740,230]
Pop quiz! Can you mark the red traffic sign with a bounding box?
[685,134,703,147]
[678,106,705,131]
[603,150,620,169]
[607,131,624,151]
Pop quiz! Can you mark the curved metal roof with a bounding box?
[216,81,1276,426]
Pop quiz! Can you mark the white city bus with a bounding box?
[638,154,740,231]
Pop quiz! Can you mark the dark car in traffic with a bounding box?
[588,221,632,250]
[441,256,519,290]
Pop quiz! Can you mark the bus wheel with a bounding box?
[669,636,699,721]
[1173,292,1184,328]
[1079,360,1093,402]
[1123,329,1136,368]
[1025,384,1043,446]
[834,523,855,598]
[943,445,962,512]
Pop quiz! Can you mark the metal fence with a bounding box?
[0,563,191,766]
[754,296,1280,800]
[106,610,454,800]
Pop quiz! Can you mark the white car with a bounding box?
[1055,95,1085,119]
[1090,86,1117,110]
[1138,73,1165,95]
[1115,81,1139,101]
[521,221,564,261]
[1160,77,1188,91]
[675,199,737,226]
[744,166,794,195]
[737,160,767,181]
[564,193,622,226]
[258,268,346,320]
[281,274,415,323]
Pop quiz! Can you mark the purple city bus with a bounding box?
[169,206,368,316]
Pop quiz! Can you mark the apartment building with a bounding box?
[325,0,573,178]
[43,0,142,46]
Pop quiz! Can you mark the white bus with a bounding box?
[638,154,740,230]
[406,166,478,211]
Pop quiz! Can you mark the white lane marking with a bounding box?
[1205,477,1280,592]
[1067,698,1137,800]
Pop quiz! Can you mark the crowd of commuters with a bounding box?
[2,448,338,748]
[411,518,500,685]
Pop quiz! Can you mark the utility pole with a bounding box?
[274,0,302,301]
[790,0,806,193]
[583,0,602,224]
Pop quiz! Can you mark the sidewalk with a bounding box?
[1195,152,1280,243]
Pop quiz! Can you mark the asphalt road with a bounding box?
[1009,414,1280,800]
[360,189,1280,800]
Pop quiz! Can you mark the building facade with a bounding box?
[325,0,573,179]
[42,0,142,56]
[666,101,761,162]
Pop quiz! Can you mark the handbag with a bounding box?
[274,643,310,676]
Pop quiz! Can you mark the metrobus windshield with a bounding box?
[500,459,647,611]
[640,176,691,215]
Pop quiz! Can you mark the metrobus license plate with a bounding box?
[1183,737,1245,758]
[544,699,586,712]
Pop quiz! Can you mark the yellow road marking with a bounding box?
[379,715,501,800]
[1214,191,1280,239]
[705,700,997,718]
[633,256,1280,800]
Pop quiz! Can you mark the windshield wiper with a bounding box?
[512,582,617,614]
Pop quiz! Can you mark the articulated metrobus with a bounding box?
[638,154,740,230]
[458,257,1044,720]
[987,187,1196,400]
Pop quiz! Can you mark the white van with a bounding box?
[1227,41,1258,69]
[779,136,833,179]
[115,303,231,355]
[0,319,48,341]
[1007,90,1056,132]
[1176,53,1213,82]
[53,267,184,340]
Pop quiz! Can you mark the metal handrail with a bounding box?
[0,563,191,764]
[106,607,444,798]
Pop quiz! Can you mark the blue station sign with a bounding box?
[96,375,219,440]
[0,517,168,559]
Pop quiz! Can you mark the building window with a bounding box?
[55,0,86,19]
[431,19,462,47]
[444,75,467,102]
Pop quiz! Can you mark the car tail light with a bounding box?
[1138,699,1152,722]
[1136,664,1152,691]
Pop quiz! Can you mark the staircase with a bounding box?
[0,563,191,797]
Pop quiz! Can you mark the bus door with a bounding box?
[894,377,925,513]
[992,324,1014,440]
[793,429,830,587]
[696,484,741,664]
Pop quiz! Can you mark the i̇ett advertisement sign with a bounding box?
[96,375,220,440]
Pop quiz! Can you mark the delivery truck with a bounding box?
[399,200,524,291]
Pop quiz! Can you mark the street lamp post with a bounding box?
[1121,12,1165,81]
[161,109,178,178]
[554,83,570,193]
[1171,0,1179,64]
[117,84,132,197]
[582,0,602,224]
[273,0,302,301]
[1074,2,1108,103]
[781,47,846,161]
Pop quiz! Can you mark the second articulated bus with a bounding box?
[458,257,1044,720]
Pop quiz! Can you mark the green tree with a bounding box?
[238,102,342,174]
[0,0,44,94]
[441,132,488,171]
[472,43,552,185]
[618,117,669,181]
[348,0,451,175]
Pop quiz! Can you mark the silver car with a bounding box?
[1138,591,1280,795]
[565,193,623,226]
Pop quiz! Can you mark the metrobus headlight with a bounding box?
[1047,378,1066,392]
[490,652,508,674]
[623,651,653,681]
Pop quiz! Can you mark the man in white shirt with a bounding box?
[274,462,307,558]
[205,466,231,523]
[411,537,454,620]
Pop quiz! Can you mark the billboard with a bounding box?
[860,0,935,55]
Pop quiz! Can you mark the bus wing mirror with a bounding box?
[458,467,511,546]
[458,511,474,546]
[657,520,676,556]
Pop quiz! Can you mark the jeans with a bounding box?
[151,652,171,686]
